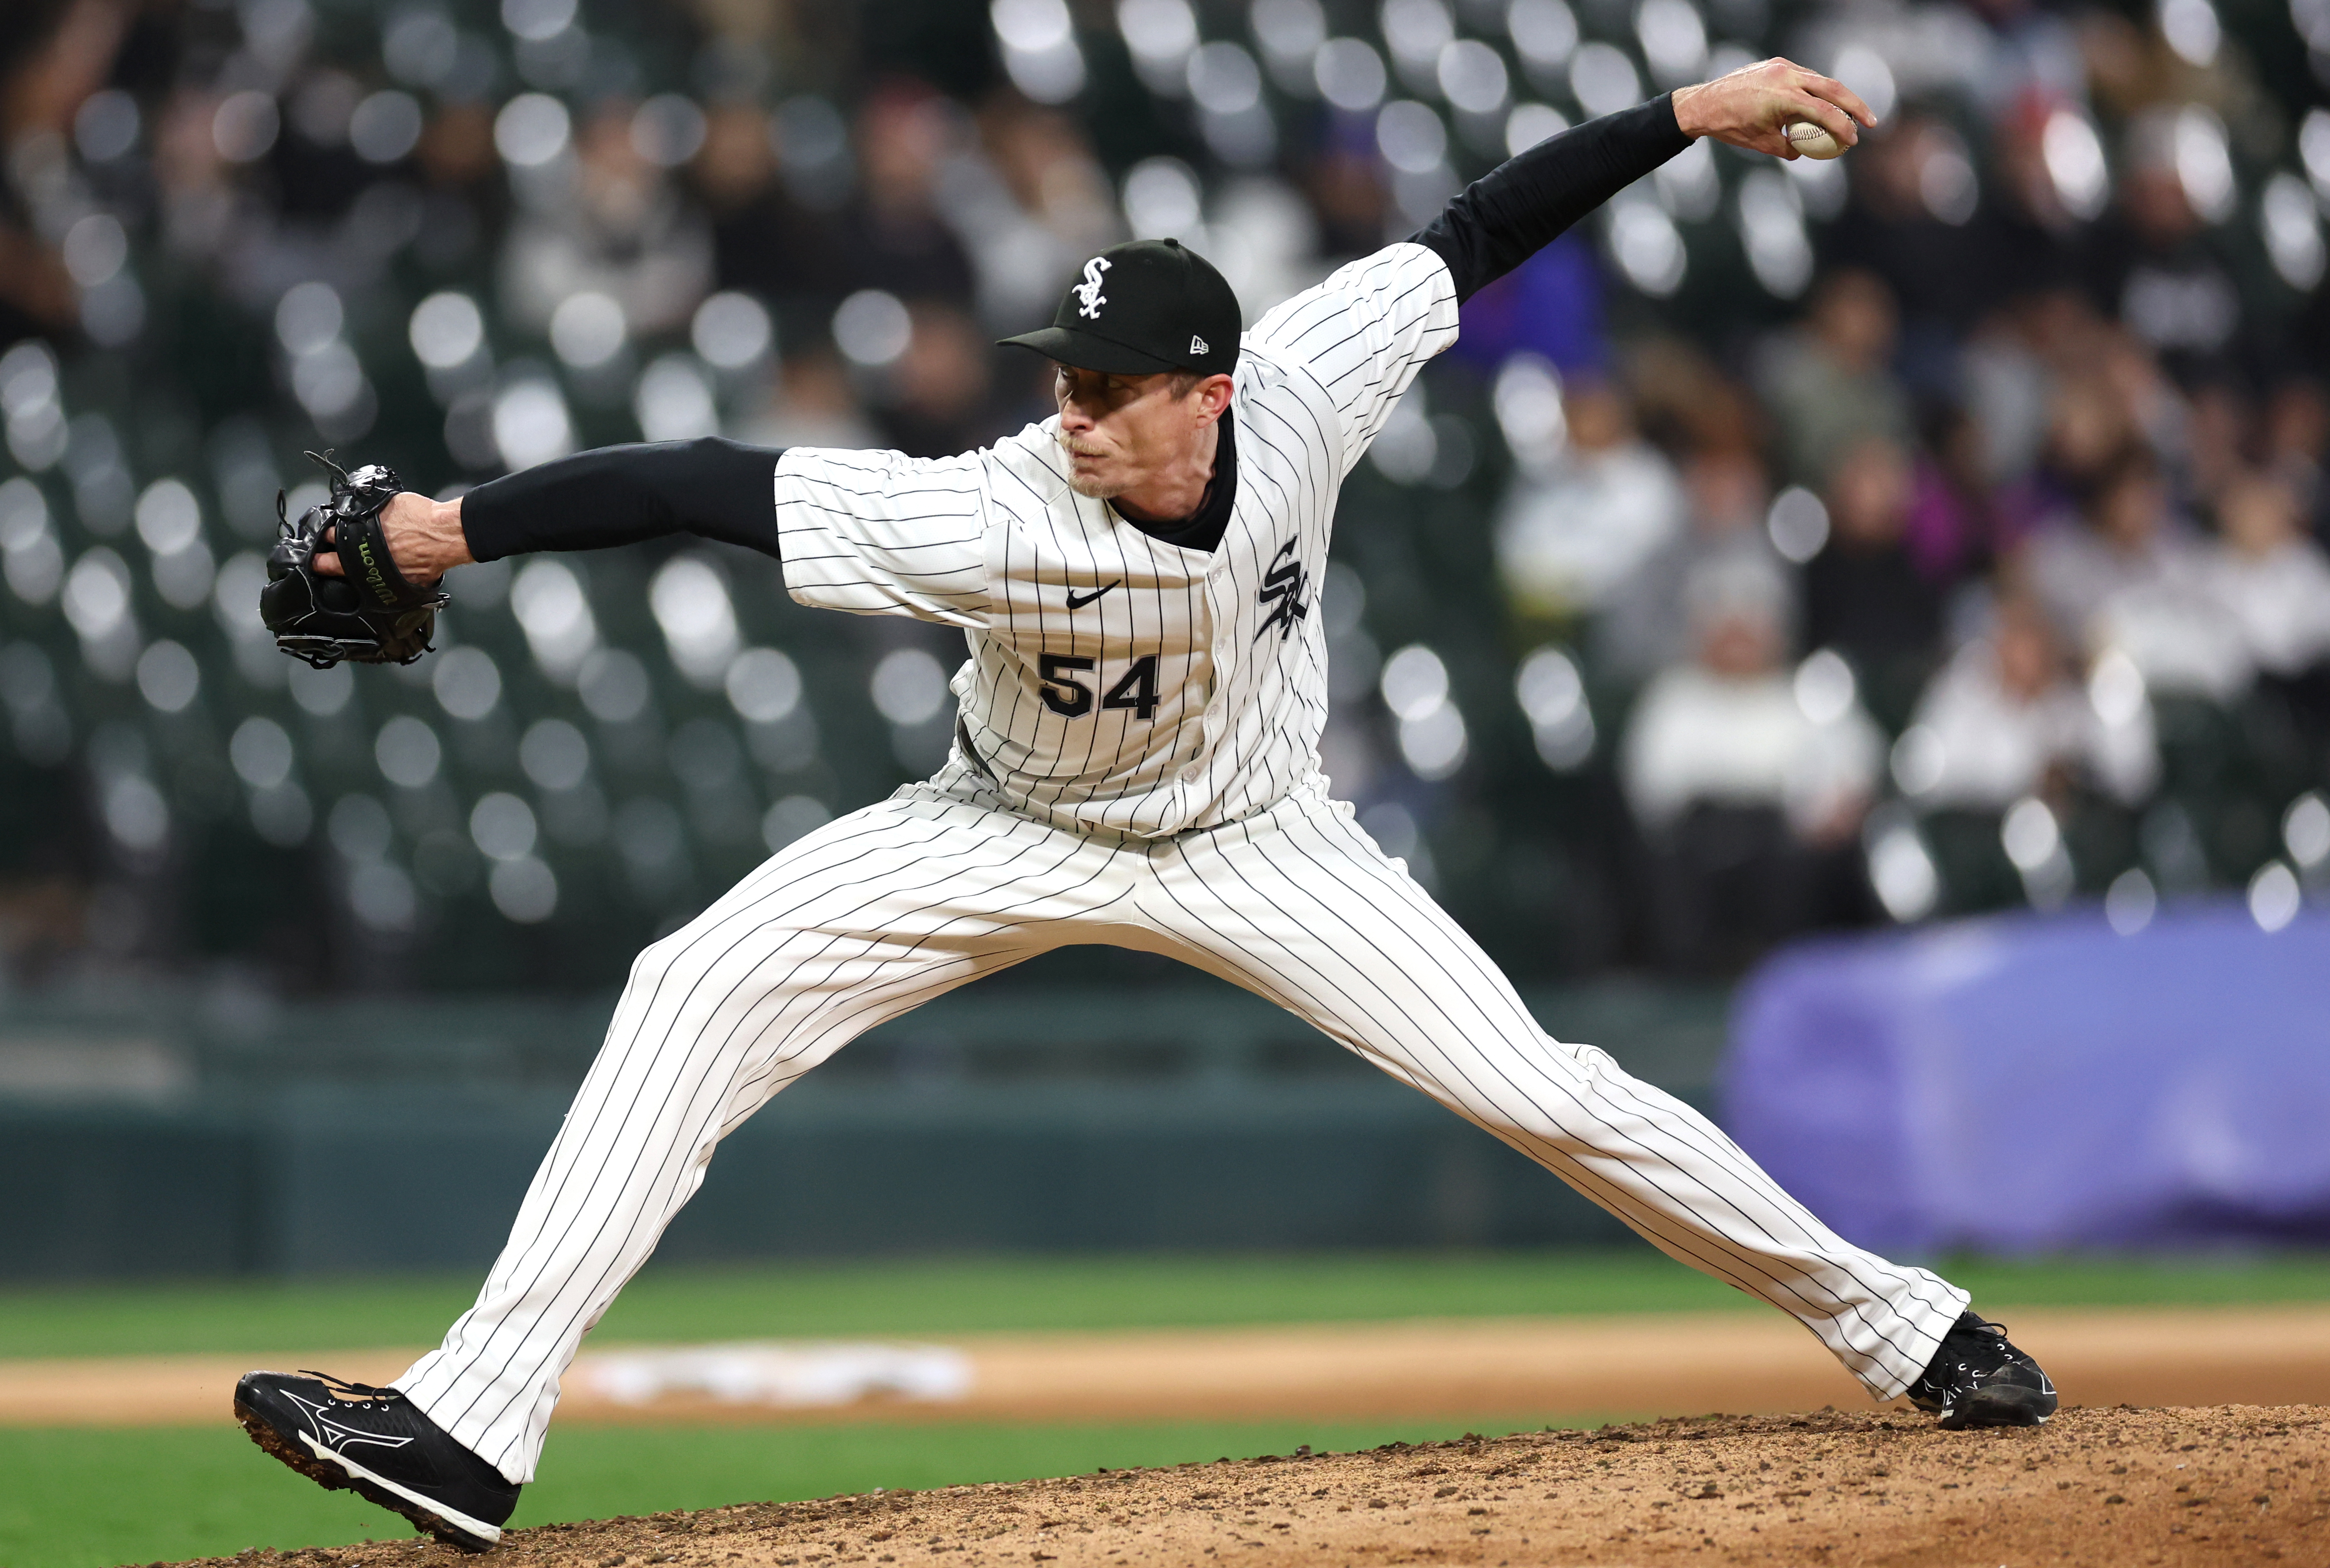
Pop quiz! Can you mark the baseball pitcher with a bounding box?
[237,61,2053,1551]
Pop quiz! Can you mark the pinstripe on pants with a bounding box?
[394,764,1968,1483]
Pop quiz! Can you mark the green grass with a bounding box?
[0,1415,1606,1568]
[3,1249,2326,1567]
[4,1248,2327,1362]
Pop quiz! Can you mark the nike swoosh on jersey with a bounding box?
[1065,580,1122,608]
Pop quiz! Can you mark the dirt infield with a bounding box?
[12,1305,2330,1429]
[177,1403,2323,1567]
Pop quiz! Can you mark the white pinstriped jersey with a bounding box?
[775,242,1461,836]
[401,260,1977,1489]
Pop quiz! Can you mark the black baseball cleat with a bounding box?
[234,1370,520,1551]
[1905,1312,2059,1430]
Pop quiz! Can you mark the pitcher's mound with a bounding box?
[196,1403,2323,1567]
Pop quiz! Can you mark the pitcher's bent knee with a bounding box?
[620,903,758,1009]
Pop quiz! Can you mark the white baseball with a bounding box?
[1784,120,1846,159]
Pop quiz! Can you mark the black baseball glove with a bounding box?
[260,450,447,669]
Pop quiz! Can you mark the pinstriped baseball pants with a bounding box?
[396,767,1969,1484]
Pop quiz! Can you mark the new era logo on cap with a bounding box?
[998,239,1240,379]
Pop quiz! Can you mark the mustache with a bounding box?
[1055,431,1111,459]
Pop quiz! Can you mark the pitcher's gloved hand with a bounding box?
[259,451,447,669]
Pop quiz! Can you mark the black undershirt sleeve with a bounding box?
[458,417,1235,561]
[458,436,783,563]
[1410,93,1694,304]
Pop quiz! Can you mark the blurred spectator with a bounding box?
[154,83,238,264]
[2265,378,2330,545]
[1304,115,1388,258]
[2205,473,2330,697]
[1994,362,2137,545]
[500,100,713,338]
[2027,444,2248,702]
[1904,407,2002,585]
[950,99,1119,330]
[694,103,778,215]
[1804,436,1944,725]
[1756,269,1912,488]
[877,301,1000,458]
[0,0,98,341]
[1623,337,1760,461]
[837,82,976,308]
[3,0,126,145]
[1963,0,2089,120]
[1958,293,2084,495]
[1494,381,1683,632]
[733,347,882,450]
[273,68,373,223]
[2179,378,2249,515]
[981,102,1115,258]
[419,100,502,192]
[697,102,840,319]
[2097,328,2189,478]
[1593,445,1786,686]
[1621,558,1884,970]
[1986,94,2086,249]
[0,0,2323,985]
[1899,593,2158,811]
[414,99,504,275]
[2082,107,2240,367]
[1828,114,2032,337]
[0,223,73,347]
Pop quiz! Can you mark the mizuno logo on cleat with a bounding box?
[287,1392,416,1456]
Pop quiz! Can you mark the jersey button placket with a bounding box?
[1206,565,1237,727]
[1172,564,1226,788]
[1187,560,1233,783]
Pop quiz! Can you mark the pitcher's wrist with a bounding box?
[1670,85,1710,139]
[436,496,476,571]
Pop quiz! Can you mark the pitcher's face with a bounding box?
[1052,366,1215,499]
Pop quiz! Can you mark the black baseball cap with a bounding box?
[999,238,1240,379]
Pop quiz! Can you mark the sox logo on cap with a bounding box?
[1073,256,1110,319]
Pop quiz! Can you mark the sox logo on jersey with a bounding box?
[393,242,1973,1486]
[1255,539,1308,642]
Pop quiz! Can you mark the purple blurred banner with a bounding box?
[1723,902,2330,1254]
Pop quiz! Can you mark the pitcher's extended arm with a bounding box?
[1410,57,1873,302]
[313,436,782,582]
